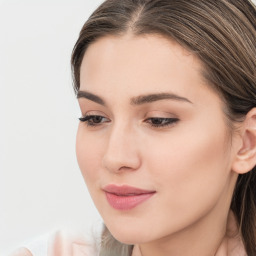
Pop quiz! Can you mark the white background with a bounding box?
[1,0,256,254]
[0,0,104,253]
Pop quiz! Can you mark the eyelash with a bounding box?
[79,115,110,127]
[145,117,179,128]
[79,115,179,128]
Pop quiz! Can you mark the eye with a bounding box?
[79,115,110,127]
[145,117,179,128]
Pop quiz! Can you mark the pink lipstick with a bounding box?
[103,185,156,210]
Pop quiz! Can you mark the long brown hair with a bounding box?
[71,0,256,255]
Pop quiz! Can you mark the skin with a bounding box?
[76,34,247,256]
[11,34,256,256]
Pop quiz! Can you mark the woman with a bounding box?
[13,0,256,255]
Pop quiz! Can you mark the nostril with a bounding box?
[102,151,141,173]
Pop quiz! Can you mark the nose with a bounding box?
[102,124,141,173]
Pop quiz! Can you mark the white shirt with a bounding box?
[9,230,99,256]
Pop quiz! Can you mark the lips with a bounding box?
[103,185,156,210]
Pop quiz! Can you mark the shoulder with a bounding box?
[8,247,33,256]
[48,230,99,256]
[9,230,99,256]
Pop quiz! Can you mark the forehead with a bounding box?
[81,34,201,81]
[79,34,217,106]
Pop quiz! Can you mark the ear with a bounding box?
[232,107,256,174]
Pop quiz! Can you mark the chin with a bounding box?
[111,232,145,245]
[104,222,154,245]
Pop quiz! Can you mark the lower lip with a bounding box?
[105,192,155,210]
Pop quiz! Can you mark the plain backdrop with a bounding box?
[1,0,256,254]
[0,0,104,253]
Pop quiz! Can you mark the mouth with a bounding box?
[103,185,156,211]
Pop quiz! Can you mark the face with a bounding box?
[76,34,237,244]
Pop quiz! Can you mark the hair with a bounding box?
[71,0,256,255]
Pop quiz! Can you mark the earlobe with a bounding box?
[232,108,256,174]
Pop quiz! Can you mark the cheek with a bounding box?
[145,121,230,175]
[76,127,116,224]
[76,125,103,186]
[143,120,231,222]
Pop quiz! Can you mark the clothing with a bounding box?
[9,220,247,256]
[9,230,99,256]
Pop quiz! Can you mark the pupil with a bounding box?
[152,118,163,124]
[93,116,102,123]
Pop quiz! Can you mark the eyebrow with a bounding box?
[77,90,193,106]
[130,92,193,105]
[77,90,105,105]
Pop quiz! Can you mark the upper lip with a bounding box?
[103,184,156,196]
